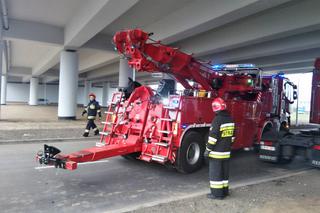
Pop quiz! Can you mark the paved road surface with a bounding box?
[0,140,311,213]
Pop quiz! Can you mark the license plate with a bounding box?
[260,145,276,151]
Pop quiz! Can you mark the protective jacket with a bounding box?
[206,110,235,159]
[83,100,101,120]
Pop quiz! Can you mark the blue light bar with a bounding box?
[212,64,256,70]
[271,72,286,78]
[181,124,188,129]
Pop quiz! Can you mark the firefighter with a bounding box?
[82,93,102,137]
[204,97,235,200]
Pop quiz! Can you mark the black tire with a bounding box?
[175,131,205,173]
[121,152,141,160]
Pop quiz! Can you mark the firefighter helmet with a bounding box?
[212,97,226,112]
[88,93,96,99]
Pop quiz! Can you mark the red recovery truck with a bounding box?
[36,29,320,173]
[259,59,320,166]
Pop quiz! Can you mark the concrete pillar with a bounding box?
[29,77,39,105]
[101,82,110,107]
[0,23,3,107]
[58,50,78,120]
[119,58,133,88]
[1,75,6,105]
[83,80,92,106]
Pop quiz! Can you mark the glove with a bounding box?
[204,149,210,159]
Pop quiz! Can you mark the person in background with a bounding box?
[82,93,101,137]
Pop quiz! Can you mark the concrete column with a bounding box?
[0,22,3,107]
[58,50,78,120]
[83,80,92,106]
[119,58,133,88]
[1,75,6,105]
[101,82,110,107]
[29,77,39,105]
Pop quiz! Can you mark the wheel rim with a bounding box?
[186,142,200,165]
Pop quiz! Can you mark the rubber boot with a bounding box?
[207,193,224,200]
[94,129,99,135]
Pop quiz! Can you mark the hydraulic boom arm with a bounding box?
[113,29,217,91]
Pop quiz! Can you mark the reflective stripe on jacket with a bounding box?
[206,110,235,159]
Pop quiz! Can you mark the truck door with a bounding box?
[310,58,320,124]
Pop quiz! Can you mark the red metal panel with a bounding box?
[310,58,320,124]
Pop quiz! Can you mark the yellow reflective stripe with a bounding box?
[209,151,230,159]
[210,181,224,189]
[208,136,217,145]
[88,116,96,119]
[209,154,230,159]
[208,140,216,145]
[97,110,101,112]
[223,180,229,187]
[85,129,89,132]
[220,126,235,131]
[206,147,212,152]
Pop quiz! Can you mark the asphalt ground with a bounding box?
[131,169,320,213]
[0,140,312,213]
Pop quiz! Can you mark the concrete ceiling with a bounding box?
[101,0,194,35]
[10,39,60,67]
[2,0,320,85]
[8,0,85,27]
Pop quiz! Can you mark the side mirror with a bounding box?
[293,91,298,100]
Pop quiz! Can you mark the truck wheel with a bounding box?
[175,131,205,173]
[121,152,141,160]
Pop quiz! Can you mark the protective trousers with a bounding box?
[85,119,98,132]
[209,159,229,197]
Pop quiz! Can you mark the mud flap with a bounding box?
[259,141,280,163]
[310,146,320,168]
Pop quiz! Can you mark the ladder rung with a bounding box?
[154,142,169,147]
[158,130,171,134]
[108,101,118,105]
[151,155,167,162]
[163,106,178,110]
[101,121,115,125]
[99,132,109,136]
[159,118,174,121]
[104,111,114,114]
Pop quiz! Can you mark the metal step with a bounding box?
[151,155,167,162]
[154,142,169,147]
[101,121,115,125]
[163,106,178,110]
[159,118,174,121]
[108,101,118,105]
[158,130,171,134]
[104,111,114,115]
